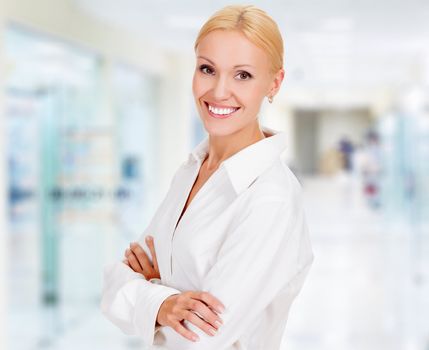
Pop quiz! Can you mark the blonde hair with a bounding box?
[194,5,284,75]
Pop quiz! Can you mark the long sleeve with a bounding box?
[100,164,189,346]
[100,258,181,346]
[167,193,314,349]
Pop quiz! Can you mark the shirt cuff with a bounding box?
[132,281,180,346]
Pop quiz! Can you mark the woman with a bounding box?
[101,5,314,350]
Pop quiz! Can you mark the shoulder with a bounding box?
[229,159,305,226]
[244,158,304,206]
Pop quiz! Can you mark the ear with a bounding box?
[267,68,285,97]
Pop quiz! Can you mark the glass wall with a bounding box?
[5,25,160,349]
[378,110,429,227]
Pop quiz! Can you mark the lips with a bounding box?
[203,101,241,119]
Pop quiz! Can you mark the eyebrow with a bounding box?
[197,56,255,69]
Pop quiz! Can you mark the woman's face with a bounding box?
[192,29,284,137]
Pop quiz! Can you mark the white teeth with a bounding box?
[208,104,238,115]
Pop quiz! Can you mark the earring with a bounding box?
[268,95,273,104]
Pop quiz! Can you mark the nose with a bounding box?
[213,75,231,100]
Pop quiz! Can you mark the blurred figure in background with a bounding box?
[338,136,355,173]
[356,129,382,209]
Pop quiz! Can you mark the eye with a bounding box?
[199,64,214,75]
[236,71,252,80]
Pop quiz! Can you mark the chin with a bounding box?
[202,118,245,138]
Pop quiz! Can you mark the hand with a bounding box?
[123,236,160,281]
[157,291,225,342]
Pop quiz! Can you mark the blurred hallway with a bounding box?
[1,1,429,349]
[286,175,429,350]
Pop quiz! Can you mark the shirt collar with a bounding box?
[186,126,288,195]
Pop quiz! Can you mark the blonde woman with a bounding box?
[101,5,314,350]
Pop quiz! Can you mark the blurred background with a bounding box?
[0,0,428,349]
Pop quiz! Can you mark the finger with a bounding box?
[122,259,130,267]
[130,242,153,272]
[172,321,200,343]
[145,236,159,272]
[186,297,223,330]
[190,291,225,314]
[127,250,144,274]
[181,310,218,337]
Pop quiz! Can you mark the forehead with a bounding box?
[196,30,269,68]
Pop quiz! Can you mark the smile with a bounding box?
[204,102,241,119]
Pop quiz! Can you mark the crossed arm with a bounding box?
[102,198,314,349]
[123,236,224,342]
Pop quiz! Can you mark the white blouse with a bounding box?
[100,126,314,350]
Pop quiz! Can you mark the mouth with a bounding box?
[204,101,241,119]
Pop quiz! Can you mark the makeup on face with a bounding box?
[193,30,273,130]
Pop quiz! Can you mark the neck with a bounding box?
[205,123,267,171]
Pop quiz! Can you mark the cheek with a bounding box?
[192,74,198,96]
[192,74,210,97]
[240,83,266,104]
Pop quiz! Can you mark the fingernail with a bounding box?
[217,305,225,313]
[209,328,217,336]
[192,334,199,342]
[125,248,130,255]
[215,320,222,328]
